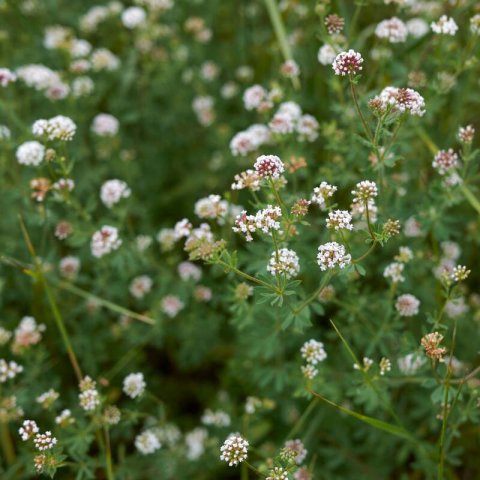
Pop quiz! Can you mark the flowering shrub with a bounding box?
[1,0,480,479]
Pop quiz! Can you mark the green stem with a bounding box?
[19,216,83,382]
[0,422,15,466]
[438,320,458,479]
[293,271,333,314]
[285,397,320,440]
[264,0,300,90]
[349,77,373,143]
[459,183,480,215]
[104,427,114,480]
[216,259,279,293]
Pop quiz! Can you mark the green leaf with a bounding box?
[310,390,413,441]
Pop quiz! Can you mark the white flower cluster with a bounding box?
[432,149,459,175]
[332,49,363,76]
[471,14,480,35]
[19,420,39,441]
[318,44,339,65]
[34,431,58,451]
[36,389,59,408]
[267,248,300,279]
[178,261,202,282]
[16,64,69,100]
[79,376,100,412]
[91,48,120,71]
[53,178,75,193]
[194,194,228,221]
[311,182,337,208]
[233,205,282,242]
[185,427,208,460]
[284,438,308,464]
[0,359,23,383]
[59,256,81,279]
[91,226,122,257]
[121,6,147,29]
[100,179,131,208]
[192,95,215,127]
[375,17,408,43]
[220,434,249,466]
[267,467,288,480]
[201,409,231,427]
[91,113,119,136]
[161,295,185,318]
[55,409,73,426]
[351,180,378,204]
[374,86,426,116]
[431,16,458,36]
[230,98,319,155]
[13,316,46,350]
[406,18,429,38]
[32,115,77,141]
[16,141,45,166]
[0,68,16,86]
[317,242,351,271]
[398,353,425,375]
[383,262,405,283]
[395,294,420,316]
[243,84,270,111]
[254,154,285,179]
[231,169,261,191]
[123,372,146,398]
[301,339,327,365]
[326,210,353,231]
[129,275,153,299]
[229,124,271,156]
[135,430,162,455]
[281,59,300,78]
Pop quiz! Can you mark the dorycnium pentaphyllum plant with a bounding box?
[0,0,480,479]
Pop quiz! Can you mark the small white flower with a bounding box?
[326,210,353,231]
[19,420,39,441]
[395,294,420,316]
[135,430,161,454]
[220,434,249,466]
[122,7,147,29]
[91,226,122,258]
[383,262,405,283]
[431,16,458,36]
[123,372,146,399]
[16,141,45,166]
[301,339,327,364]
[317,242,351,271]
[267,248,300,279]
[34,431,57,451]
[129,275,153,299]
[91,113,119,136]
[375,17,408,43]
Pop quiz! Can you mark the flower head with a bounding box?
[421,332,446,361]
[317,242,351,270]
[432,149,458,175]
[91,226,122,257]
[431,16,458,36]
[123,372,146,399]
[326,210,353,231]
[375,17,408,43]
[220,434,249,466]
[254,154,285,178]
[351,180,378,203]
[332,50,363,76]
[395,294,420,316]
[301,339,327,364]
[267,248,300,278]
